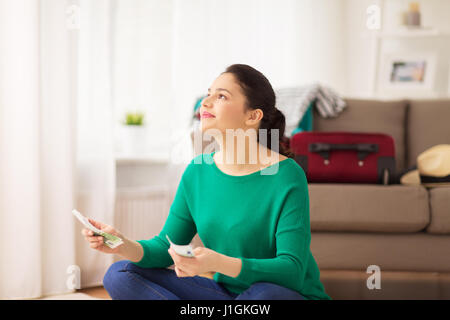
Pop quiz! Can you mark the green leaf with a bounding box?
[125,112,145,125]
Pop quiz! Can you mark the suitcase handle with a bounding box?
[309,143,379,162]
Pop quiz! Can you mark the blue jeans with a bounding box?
[103,260,305,300]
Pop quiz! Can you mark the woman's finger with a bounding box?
[86,236,103,243]
[176,264,195,277]
[81,228,94,237]
[168,247,191,266]
[90,242,101,249]
[175,266,189,278]
[168,248,180,264]
[88,218,107,231]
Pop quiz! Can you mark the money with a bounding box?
[72,209,124,249]
[166,235,195,258]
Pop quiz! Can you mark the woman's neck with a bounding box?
[213,141,279,174]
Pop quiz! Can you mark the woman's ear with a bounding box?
[247,108,263,123]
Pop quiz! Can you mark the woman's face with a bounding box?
[200,72,261,136]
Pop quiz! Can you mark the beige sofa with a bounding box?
[307,99,450,300]
[190,99,450,299]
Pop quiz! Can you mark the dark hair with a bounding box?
[223,64,294,158]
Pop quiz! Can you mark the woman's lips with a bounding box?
[201,112,215,118]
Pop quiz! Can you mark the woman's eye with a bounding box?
[218,94,226,100]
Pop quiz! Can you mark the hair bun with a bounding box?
[271,108,285,130]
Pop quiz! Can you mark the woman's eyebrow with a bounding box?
[208,88,233,96]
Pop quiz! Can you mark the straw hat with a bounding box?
[400,144,450,187]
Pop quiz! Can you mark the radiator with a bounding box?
[114,187,171,243]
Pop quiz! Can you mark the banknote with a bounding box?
[166,234,195,258]
[72,209,124,249]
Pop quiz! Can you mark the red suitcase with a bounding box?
[289,132,396,184]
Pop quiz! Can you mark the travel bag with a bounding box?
[289,132,396,184]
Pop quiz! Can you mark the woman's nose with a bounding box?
[201,96,212,108]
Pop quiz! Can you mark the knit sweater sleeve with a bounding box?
[233,178,311,291]
[132,167,197,268]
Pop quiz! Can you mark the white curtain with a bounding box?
[0,0,75,299]
[0,0,115,299]
[74,0,116,289]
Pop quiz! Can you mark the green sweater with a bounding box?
[133,151,331,300]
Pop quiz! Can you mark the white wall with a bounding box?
[293,0,347,93]
[344,0,450,98]
[171,0,348,151]
[113,0,173,154]
[112,0,450,156]
[112,0,348,156]
[344,0,379,97]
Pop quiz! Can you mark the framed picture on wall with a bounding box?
[378,52,437,97]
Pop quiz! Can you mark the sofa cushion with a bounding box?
[319,270,450,300]
[313,99,408,172]
[308,183,429,233]
[407,100,450,168]
[426,187,450,234]
[311,232,450,273]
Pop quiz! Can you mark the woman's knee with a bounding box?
[103,261,175,300]
[238,282,304,300]
[103,260,130,291]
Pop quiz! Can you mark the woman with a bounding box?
[83,64,331,300]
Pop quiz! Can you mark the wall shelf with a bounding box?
[376,27,450,39]
[115,153,170,165]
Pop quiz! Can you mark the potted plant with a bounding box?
[125,111,145,126]
[119,111,148,157]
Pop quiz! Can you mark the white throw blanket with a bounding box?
[275,83,347,137]
[191,83,347,138]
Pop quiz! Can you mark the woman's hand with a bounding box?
[168,246,220,278]
[81,218,124,255]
